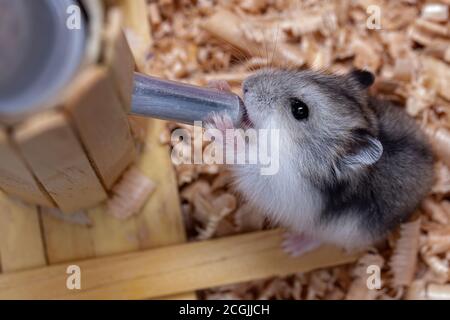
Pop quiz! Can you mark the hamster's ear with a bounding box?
[348,69,375,89]
[342,130,383,169]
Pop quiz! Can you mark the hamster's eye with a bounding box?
[290,98,309,121]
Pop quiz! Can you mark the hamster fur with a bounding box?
[231,68,434,250]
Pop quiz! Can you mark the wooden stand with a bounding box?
[0,1,135,213]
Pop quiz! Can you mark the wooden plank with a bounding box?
[0,191,47,272]
[0,230,358,300]
[37,4,136,265]
[65,66,136,189]
[13,112,108,213]
[0,127,53,206]
[103,8,135,112]
[87,203,140,257]
[134,119,187,249]
[40,207,95,264]
[118,0,153,71]
[158,292,198,300]
[85,120,185,258]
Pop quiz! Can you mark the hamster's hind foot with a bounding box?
[282,232,321,257]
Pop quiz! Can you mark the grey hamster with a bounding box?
[228,68,434,250]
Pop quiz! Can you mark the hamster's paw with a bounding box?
[204,80,233,131]
[282,232,321,257]
[205,112,235,132]
[207,80,232,92]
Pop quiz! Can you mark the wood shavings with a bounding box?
[426,283,450,299]
[422,198,449,225]
[196,193,237,240]
[192,192,215,224]
[196,210,229,240]
[351,38,382,72]
[346,252,385,300]
[211,171,233,191]
[421,3,449,22]
[240,0,268,14]
[389,219,421,287]
[415,18,450,39]
[432,162,450,195]
[148,3,162,28]
[278,5,338,37]
[392,58,413,82]
[304,270,338,300]
[234,202,266,232]
[422,255,449,279]
[420,56,450,102]
[406,279,427,300]
[406,78,436,116]
[423,124,450,168]
[181,179,211,203]
[176,164,198,186]
[259,277,293,300]
[202,9,305,68]
[106,167,156,220]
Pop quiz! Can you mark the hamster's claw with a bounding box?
[207,80,232,92]
[282,232,321,257]
[205,80,234,131]
[205,113,235,132]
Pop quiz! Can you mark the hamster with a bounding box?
[209,68,434,252]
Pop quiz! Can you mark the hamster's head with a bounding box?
[242,68,383,184]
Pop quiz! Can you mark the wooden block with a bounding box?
[41,207,95,264]
[13,112,107,213]
[0,127,54,207]
[0,230,359,299]
[65,66,136,189]
[103,8,135,112]
[158,292,198,300]
[85,120,185,258]
[135,119,187,249]
[87,203,141,257]
[118,0,153,71]
[0,192,47,272]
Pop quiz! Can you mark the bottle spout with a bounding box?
[130,72,244,127]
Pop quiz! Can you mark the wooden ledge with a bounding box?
[0,229,358,299]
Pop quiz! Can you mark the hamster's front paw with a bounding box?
[204,80,234,131]
[205,112,235,132]
[282,232,322,257]
[207,80,232,92]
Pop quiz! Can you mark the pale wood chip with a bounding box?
[389,219,421,287]
[106,167,156,220]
